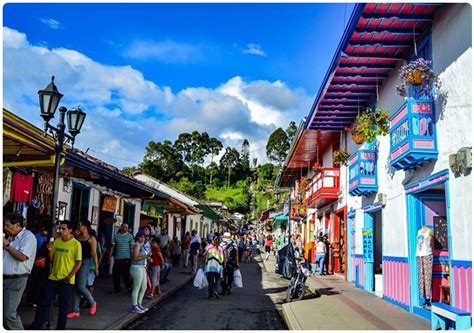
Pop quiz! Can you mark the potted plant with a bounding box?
[351,107,389,143]
[333,149,350,166]
[396,58,442,98]
[312,162,322,174]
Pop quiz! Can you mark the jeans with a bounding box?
[130,265,147,306]
[183,248,190,267]
[313,254,325,275]
[221,264,235,293]
[3,276,28,329]
[160,262,172,281]
[112,258,132,292]
[207,272,220,296]
[32,279,73,330]
[72,260,95,312]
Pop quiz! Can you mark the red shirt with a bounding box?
[265,239,273,247]
[150,247,163,266]
[182,238,190,250]
[10,173,33,203]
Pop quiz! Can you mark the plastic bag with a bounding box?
[233,269,243,288]
[193,268,208,289]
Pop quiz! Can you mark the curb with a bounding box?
[281,303,302,330]
[104,274,194,330]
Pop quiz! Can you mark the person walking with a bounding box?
[171,236,181,267]
[313,236,326,275]
[204,236,225,299]
[3,213,37,330]
[219,232,238,295]
[68,220,98,318]
[32,220,82,330]
[182,232,191,268]
[130,230,151,313]
[264,235,273,261]
[189,230,201,274]
[109,223,134,294]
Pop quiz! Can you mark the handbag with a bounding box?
[34,257,46,268]
[193,268,208,289]
[232,269,243,288]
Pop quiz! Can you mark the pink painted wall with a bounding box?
[383,259,410,306]
[452,265,472,313]
[353,256,365,287]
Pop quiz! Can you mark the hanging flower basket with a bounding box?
[397,58,442,98]
[351,107,389,143]
[333,149,350,166]
[405,69,424,86]
[351,131,365,145]
[312,162,322,174]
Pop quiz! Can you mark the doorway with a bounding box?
[407,183,449,319]
[70,183,90,227]
[364,209,383,295]
[333,211,346,275]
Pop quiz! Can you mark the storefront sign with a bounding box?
[362,228,374,263]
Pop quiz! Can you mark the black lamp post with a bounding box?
[38,76,86,238]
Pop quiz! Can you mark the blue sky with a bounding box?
[3,3,354,168]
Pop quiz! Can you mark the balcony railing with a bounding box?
[389,98,438,170]
[348,147,378,196]
[305,167,340,208]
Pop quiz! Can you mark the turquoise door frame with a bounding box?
[405,170,452,320]
[364,212,375,292]
[347,213,355,282]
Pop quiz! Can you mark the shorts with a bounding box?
[151,265,161,288]
[87,271,96,287]
[265,246,271,253]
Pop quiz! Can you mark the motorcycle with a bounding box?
[286,249,311,302]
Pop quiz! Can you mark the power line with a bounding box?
[86,148,142,165]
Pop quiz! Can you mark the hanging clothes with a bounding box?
[3,168,13,205]
[10,172,34,203]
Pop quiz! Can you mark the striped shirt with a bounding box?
[112,232,134,259]
[204,244,224,277]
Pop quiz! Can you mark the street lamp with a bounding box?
[38,76,86,238]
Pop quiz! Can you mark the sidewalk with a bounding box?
[18,266,194,330]
[262,253,430,330]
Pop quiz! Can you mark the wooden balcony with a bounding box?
[389,98,438,170]
[305,168,340,208]
[348,147,378,196]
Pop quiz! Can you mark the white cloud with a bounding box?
[3,27,311,168]
[242,43,267,57]
[40,18,61,30]
[124,40,205,63]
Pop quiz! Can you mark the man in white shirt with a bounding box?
[3,213,37,330]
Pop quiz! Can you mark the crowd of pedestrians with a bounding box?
[3,211,218,330]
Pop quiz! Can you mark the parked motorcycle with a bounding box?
[286,249,311,302]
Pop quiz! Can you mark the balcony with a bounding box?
[389,98,438,170]
[305,168,340,208]
[348,147,378,197]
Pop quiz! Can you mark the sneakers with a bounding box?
[137,304,148,312]
[130,305,145,313]
[67,312,80,318]
[89,302,97,316]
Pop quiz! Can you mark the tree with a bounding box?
[286,121,298,144]
[140,140,187,182]
[207,136,223,184]
[220,147,240,187]
[266,127,290,166]
[122,166,138,175]
[241,139,250,171]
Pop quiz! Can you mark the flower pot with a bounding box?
[351,132,365,144]
[405,69,424,86]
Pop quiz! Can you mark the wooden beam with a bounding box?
[355,27,422,35]
[360,13,433,22]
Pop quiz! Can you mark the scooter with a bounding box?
[286,250,311,302]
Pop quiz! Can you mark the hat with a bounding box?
[222,232,232,240]
[136,230,146,238]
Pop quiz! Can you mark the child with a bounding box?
[147,236,164,298]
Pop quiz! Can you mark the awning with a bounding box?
[305,3,444,131]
